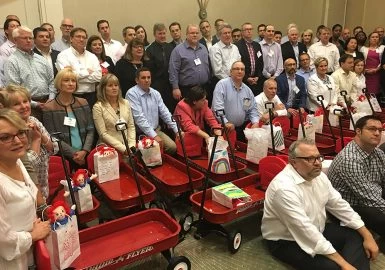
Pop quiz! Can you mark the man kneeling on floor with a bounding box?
[261,138,378,270]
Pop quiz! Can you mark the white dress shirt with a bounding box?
[331,68,358,105]
[254,92,287,118]
[308,42,340,72]
[56,47,102,94]
[102,38,122,63]
[262,164,364,257]
[209,40,241,80]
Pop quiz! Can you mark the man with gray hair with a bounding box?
[52,18,74,52]
[169,24,210,102]
[281,26,307,67]
[209,23,241,81]
[4,26,55,119]
[262,138,378,270]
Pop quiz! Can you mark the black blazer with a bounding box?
[199,37,218,49]
[33,47,59,77]
[235,39,264,80]
[281,41,307,64]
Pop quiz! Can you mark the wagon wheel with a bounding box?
[179,212,194,234]
[228,230,242,254]
[149,200,165,210]
[167,256,191,270]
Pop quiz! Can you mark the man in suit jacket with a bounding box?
[199,20,216,50]
[236,22,264,95]
[33,27,59,77]
[276,58,307,117]
[281,26,307,67]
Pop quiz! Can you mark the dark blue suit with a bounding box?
[276,73,307,109]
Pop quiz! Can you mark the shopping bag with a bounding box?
[350,112,370,130]
[60,179,93,213]
[137,136,162,167]
[310,108,324,133]
[369,94,382,112]
[93,146,120,183]
[176,132,202,157]
[298,121,316,141]
[207,137,230,173]
[261,124,285,151]
[45,202,80,270]
[243,128,269,164]
[212,182,251,208]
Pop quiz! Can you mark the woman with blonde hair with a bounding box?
[0,108,50,269]
[93,73,135,155]
[43,67,95,169]
[301,29,314,49]
[0,84,57,198]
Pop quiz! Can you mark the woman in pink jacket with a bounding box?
[174,86,221,154]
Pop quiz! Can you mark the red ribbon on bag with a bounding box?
[140,137,155,149]
[358,94,366,102]
[97,146,115,156]
[315,107,324,116]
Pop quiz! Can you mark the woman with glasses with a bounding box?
[115,38,149,98]
[0,85,57,199]
[42,68,95,170]
[92,74,136,155]
[307,57,338,113]
[86,35,115,76]
[0,108,50,269]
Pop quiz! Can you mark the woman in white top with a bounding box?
[0,109,50,269]
[353,58,366,97]
[307,57,338,112]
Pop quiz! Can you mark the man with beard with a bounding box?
[329,115,385,244]
[262,138,378,270]
[276,58,306,117]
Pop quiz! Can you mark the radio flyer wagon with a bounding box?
[35,208,191,270]
[180,134,288,253]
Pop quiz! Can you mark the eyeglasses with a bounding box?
[295,155,324,164]
[364,126,385,133]
[0,130,28,144]
[61,24,74,28]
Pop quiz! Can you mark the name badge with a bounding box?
[257,51,262,58]
[243,98,251,110]
[194,58,201,65]
[293,86,300,94]
[64,116,76,127]
[101,61,110,68]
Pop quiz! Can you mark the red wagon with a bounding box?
[35,208,191,270]
[183,155,288,253]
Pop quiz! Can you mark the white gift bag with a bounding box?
[298,122,316,141]
[369,94,382,112]
[137,137,162,167]
[261,124,285,151]
[207,137,230,173]
[46,215,81,270]
[308,114,324,133]
[93,146,120,183]
[60,180,93,213]
[350,112,370,130]
[243,128,269,164]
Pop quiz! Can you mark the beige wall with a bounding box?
[0,0,383,41]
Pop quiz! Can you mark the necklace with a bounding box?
[56,95,75,107]
[131,62,143,70]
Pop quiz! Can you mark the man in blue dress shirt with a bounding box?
[126,67,180,155]
[212,61,260,141]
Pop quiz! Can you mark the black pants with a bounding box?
[353,205,385,238]
[266,223,369,270]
